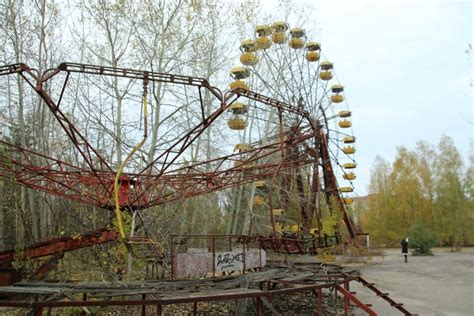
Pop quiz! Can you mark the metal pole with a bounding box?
[141,294,146,316]
[170,235,175,280]
[34,307,43,316]
[243,240,247,273]
[317,288,323,316]
[343,281,349,316]
[212,235,216,277]
[256,297,264,315]
[80,293,87,316]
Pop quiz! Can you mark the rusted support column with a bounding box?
[211,235,216,277]
[243,240,247,273]
[170,235,175,280]
[33,307,43,316]
[335,284,377,316]
[141,294,146,316]
[256,297,264,315]
[193,301,198,315]
[156,304,162,316]
[33,295,43,316]
[317,288,323,316]
[80,293,87,316]
[343,280,350,316]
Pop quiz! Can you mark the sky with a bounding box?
[263,0,473,196]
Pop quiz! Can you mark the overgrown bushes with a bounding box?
[408,222,437,255]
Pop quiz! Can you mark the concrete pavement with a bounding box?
[352,248,474,315]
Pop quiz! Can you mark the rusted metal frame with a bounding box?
[2,63,318,210]
[141,294,146,316]
[294,147,310,234]
[265,282,338,296]
[211,235,216,277]
[36,62,224,199]
[170,234,260,239]
[230,88,310,116]
[316,288,323,315]
[53,70,71,109]
[258,234,343,254]
[31,84,113,196]
[0,63,36,77]
[256,297,264,315]
[134,101,226,203]
[335,284,376,316]
[0,291,267,308]
[319,131,356,238]
[302,136,321,236]
[279,119,310,233]
[170,235,176,279]
[343,280,350,316]
[158,137,277,178]
[136,151,317,208]
[357,276,415,315]
[13,65,113,178]
[0,149,105,203]
[0,228,117,262]
[0,140,91,172]
[53,62,222,99]
[0,156,105,207]
[270,275,360,287]
[156,139,312,189]
[310,158,322,237]
[7,171,103,207]
[266,126,312,235]
[0,159,111,208]
[242,239,247,273]
[198,87,206,122]
[0,282,341,310]
[34,86,113,174]
[42,62,223,175]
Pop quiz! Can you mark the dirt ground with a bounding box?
[351,248,474,315]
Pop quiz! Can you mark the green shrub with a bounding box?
[408,221,437,255]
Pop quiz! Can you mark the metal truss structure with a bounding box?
[0,62,358,283]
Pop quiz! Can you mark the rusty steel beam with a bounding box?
[0,283,335,309]
[0,228,118,263]
[0,63,31,76]
[0,124,318,210]
[320,131,357,238]
[357,276,417,316]
[52,62,222,99]
[0,63,323,212]
[335,284,377,316]
[229,88,310,116]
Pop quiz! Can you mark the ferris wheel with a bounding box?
[226,21,357,239]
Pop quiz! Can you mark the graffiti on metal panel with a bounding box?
[216,251,243,270]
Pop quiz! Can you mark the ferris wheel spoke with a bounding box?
[264,47,299,102]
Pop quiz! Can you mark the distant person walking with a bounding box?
[401,237,409,263]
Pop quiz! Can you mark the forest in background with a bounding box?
[359,135,474,249]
